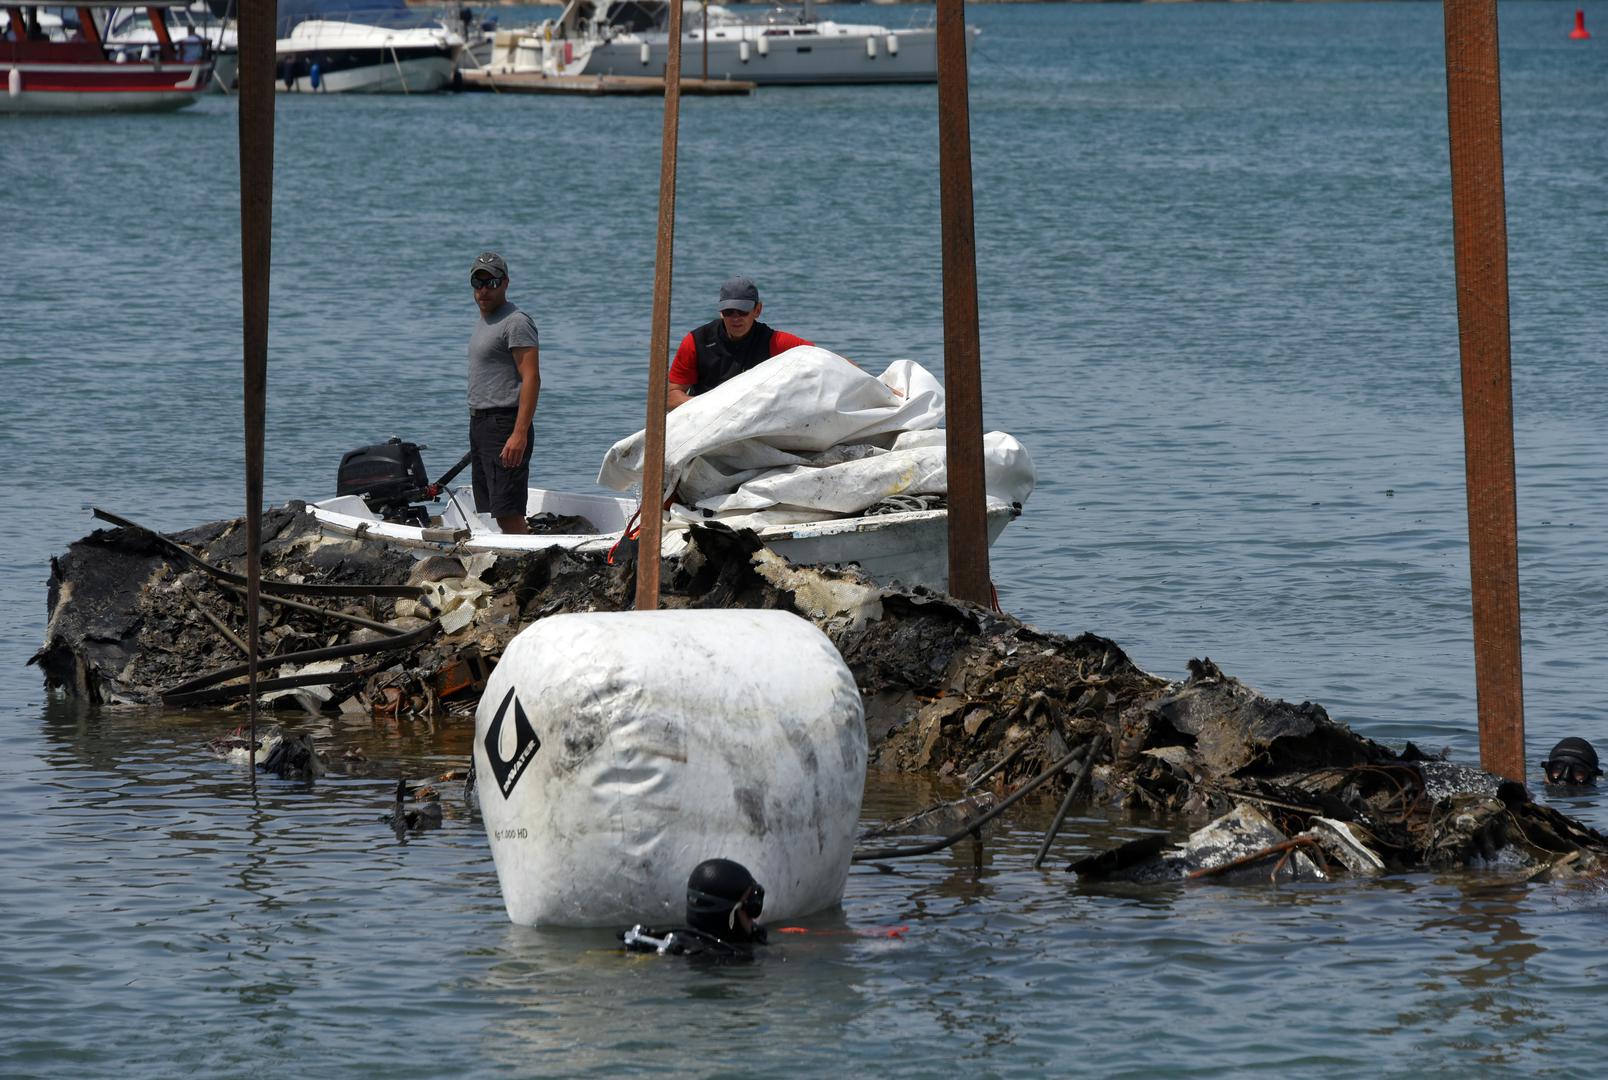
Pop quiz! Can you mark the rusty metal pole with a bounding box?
[1442,0,1525,781]
[634,0,684,611]
[935,0,990,607]
[237,0,277,765]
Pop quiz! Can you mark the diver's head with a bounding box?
[1544,737,1602,786]
[685,858,765,942]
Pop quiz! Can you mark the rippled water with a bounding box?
[4,2,1607,1076]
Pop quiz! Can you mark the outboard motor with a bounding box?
[337,437,433,526]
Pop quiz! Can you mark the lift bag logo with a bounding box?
[484,686,540,798]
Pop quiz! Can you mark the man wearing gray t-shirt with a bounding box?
[467,251,541,534]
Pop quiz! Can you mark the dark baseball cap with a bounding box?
[717,275,760,314]
[470,251,508,281]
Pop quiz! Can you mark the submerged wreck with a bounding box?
[32,505,1608,883]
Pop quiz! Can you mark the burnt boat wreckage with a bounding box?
[32,506,1608,884]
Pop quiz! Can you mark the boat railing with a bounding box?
[277,6,454,39]
[103,37,210,62]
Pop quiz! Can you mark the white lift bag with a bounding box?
[474,608,867,927]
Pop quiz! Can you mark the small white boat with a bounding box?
[489,0,977,86]
[308,484,1019,592]
[310,355,1031,591]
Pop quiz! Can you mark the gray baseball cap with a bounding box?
[470,251,508,281]
[717,275,759,314]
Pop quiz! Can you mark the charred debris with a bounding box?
[32,506,1608,882]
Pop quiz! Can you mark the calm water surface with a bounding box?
[3,3,1607,1076]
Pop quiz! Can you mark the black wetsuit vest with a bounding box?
[621,924,769,959]
[690,318,776,396]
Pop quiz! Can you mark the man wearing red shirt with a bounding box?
[666,276,814,410]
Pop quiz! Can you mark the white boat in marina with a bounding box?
[273,1,462,93]
[488,0,976,86]
[308,353,1033,591]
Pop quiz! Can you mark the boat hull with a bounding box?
[275,19,461,93]
[1,60,210,113]
[760,504,1014,589]
[275,49,456,93]
[210,48,237,91]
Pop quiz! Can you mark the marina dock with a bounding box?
[458,70,756,96]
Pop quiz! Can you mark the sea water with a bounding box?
[2,3,1606,1075]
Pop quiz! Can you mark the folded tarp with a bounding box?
[597,348,1035,528]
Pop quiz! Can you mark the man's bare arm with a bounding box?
[501,346,541,466]
[667,382,694,410]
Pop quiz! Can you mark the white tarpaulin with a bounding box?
[597,348,1035,526]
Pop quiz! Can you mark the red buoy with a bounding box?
[1571,9,1591,39]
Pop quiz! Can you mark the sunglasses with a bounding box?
[1544,761,1595,785]
[472,276,505,291]
[720,307,752,318]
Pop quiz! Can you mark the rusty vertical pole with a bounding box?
[237,0,277,765]
[935,0,990,607]
[1442,0,1525,781]
[634,0,684,611]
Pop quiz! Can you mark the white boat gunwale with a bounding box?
[307,486,1021,590]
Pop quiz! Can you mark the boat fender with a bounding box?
[563,40,573,65]
[865,35,876,59]
[7,67,19,97]
[757,35,767,57]
[640,41,650,65]
[474,609,867,927]
[885,33,898,56]
[739,40,749,63]
[310,63,321,90]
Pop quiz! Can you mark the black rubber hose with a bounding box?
[1031,732,1105,869]
[92,508,425,599]
[164,664,381,708]
[161,618,442,703]
[851,743,1089,862]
